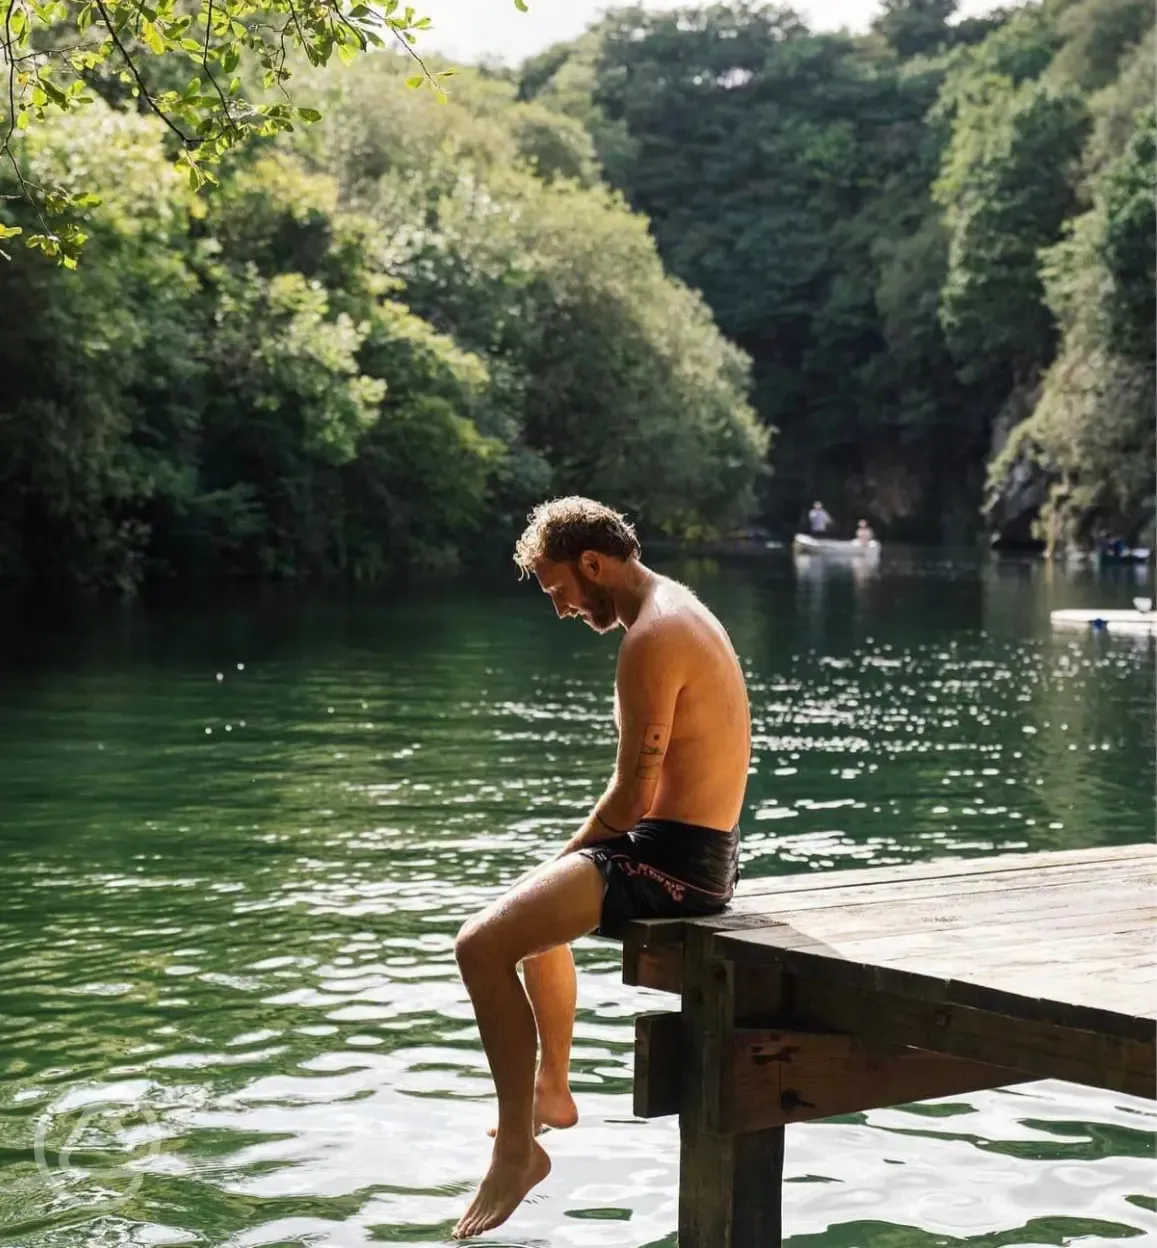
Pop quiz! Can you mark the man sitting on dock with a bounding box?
[450,495,752,1239]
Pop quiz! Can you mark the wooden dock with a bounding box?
[613,843,1156,1247]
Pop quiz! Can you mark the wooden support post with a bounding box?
[623,941,683,994]
[635,1011,681,1119]
[678,925,786,1248]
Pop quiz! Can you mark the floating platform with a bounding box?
[612,843,1156,1247]
[1050,607,1156,632]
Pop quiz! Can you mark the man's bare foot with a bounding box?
[487,1081,578,1137]
[452,1139,551,1239]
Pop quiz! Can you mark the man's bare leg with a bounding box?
[489,945,578,1136]
[452,854,604,1239]
[525,945,580,1129]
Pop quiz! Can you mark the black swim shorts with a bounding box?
[578,817,740,937]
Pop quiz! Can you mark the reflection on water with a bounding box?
[0,550,1153,1246]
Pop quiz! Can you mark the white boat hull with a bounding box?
[793,533,880,557]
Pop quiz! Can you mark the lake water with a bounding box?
[1,550,1154,1248]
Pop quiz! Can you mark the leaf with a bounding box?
[143,22,165,53]
[27,233,59,257]
[405,73,424,89]
[513,0,528,11]
[297,107,322,122]
[0,224,23,240]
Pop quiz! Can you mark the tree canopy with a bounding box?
[519,0,1155,545]
[1,0,1153,591]
[0,55,766,590]
[0,0,453,261]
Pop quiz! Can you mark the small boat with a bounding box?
[793,533,880,557]
[1050,606,1156,633]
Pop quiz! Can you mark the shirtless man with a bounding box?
[451,496,751,1239]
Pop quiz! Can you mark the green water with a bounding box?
[1,550,1154,1247]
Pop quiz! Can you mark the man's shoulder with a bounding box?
[621,611,681,657]
[622,590,713,661]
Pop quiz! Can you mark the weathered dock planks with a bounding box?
[613,842,1156,1248]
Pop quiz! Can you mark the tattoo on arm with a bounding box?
[634,723,670,780]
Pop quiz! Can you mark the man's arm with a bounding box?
[560,624,682,855]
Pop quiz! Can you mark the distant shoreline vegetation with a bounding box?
[0,0,1152,593]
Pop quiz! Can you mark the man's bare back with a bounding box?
[619,576,750,834]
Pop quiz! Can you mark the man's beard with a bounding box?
[574,568,618,632]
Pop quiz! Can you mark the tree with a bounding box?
[569,3,986,531]
[0,50,770,591]
[872,0,957,59]
[0,102,198,587]
[986,108,1156,546]
[934,75,1087,385]
[0,0,495,262]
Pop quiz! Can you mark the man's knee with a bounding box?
[455,914,505,975]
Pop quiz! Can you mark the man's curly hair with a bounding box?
[513,497,641,574]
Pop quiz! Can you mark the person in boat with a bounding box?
[450,496,750,1239]
[855,518,875,544]
[808,500,834,535]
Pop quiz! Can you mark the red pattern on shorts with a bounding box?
[616,857,687,903]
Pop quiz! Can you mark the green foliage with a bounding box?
[0,0,460,262]
[1048,0,1154,90]
[566,3,988,532]
[516,0,1154,542]
[2,0,1154,580]
[315,58,768,535]
[0,103,197,588]
[0,54,766,590]
[934,75,1087,381]
[987,106,1156,544]
[1081,25,1155,177]
[873,0,957,59]
[1097,106,1156,359]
